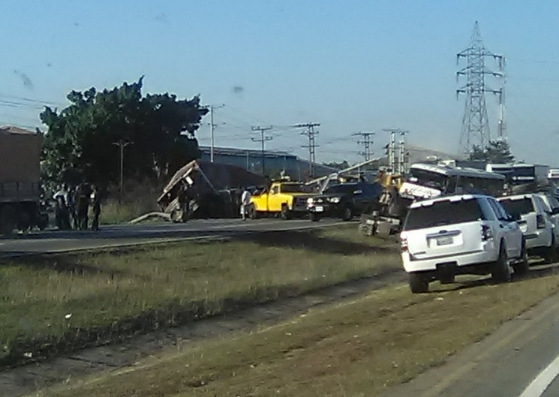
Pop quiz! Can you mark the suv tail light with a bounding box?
[481,224,493,241]
[400,237,408,252]
[537,214,546,229]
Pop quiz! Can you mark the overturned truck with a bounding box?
[157,160,267,222]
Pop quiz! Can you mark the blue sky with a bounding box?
[1,0,559,165]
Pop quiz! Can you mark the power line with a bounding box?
[353,131,374,161]
[456,21,505,155]
[294,122,320,176]
[251,126,273,175]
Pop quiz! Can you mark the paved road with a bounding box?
[0,218,346,257]
[381,288,559,397]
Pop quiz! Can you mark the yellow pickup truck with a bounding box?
[249,179,316,219]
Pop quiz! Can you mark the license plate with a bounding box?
[315,206,324,212]
[436,236,453,246]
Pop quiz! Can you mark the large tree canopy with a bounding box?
[40,77,208,186]
[468,140,515,164]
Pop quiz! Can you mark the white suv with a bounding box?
[497,194,556,263]
[400,194,527,293]
[537,192,559,242]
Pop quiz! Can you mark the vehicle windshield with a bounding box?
[403,198,485,231]
[280,183,306,193]
[324,184,358,194]
[498,197,534,215]
[407,168,448,190]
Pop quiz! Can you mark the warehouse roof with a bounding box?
[0,126,39,135]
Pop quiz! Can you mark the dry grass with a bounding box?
[0,227,399,368]
[100,181,161,224]
[38,267,559,397]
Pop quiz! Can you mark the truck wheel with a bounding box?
[513,240,529,276]
[309,212,321,222]
[281,205,291,220]
[544,236,556,264]
[409,273,429,293]
[0,206,17,237]
[248,204,258,219]
[492,244,511,283]
[341,206,353,221]
[170,209,185,223]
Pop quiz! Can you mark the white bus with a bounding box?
[548,168,559,183]
[400,163,506,201]
[486,163,549,186]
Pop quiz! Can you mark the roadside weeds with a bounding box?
[34,265,559,397]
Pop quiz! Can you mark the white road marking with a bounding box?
[519,354,559,397]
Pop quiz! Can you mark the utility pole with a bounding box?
[398,130,409,174]
[383,128,400,172]
[294,122,320,177]
[206,104,225,163]
[112,140,133,203]
[456,21,504,155]
[251,126,273,176]
[354,131,375,161]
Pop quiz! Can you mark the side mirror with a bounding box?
[552,207,559,216]
[509,212,521,222]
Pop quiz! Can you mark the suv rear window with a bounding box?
[403,198,485,231]
[498,197,534,215]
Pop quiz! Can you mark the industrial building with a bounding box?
[198,146,338,179]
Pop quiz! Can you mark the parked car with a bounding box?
[400,194,527,293]
[306,181,383,222]
[497,194,557,263]
[536,192,559,241]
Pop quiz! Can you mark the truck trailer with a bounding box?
[0,126,47,235]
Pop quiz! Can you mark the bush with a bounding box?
[101,180,163,224]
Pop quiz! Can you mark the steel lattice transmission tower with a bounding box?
[456,21,505,155]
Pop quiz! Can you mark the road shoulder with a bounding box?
[380,290,559,397]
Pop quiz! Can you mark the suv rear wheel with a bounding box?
[544,236,556,264]
[512,240,530,276]
[492,244,511,283]
[409,273,429,293]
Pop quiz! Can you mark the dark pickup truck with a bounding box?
[307,181,383,221]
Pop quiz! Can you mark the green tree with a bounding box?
[40,78,208,186]
[468,140,514,163]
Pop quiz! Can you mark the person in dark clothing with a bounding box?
[75,184,91,230]
[67,186,78,230]
[90,185,102,231]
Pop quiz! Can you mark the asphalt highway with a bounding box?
[0,218,346,257]
[381,284,559,397]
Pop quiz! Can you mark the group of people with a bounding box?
[53,183,102,231]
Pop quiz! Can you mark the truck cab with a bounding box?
[250,178,315,219]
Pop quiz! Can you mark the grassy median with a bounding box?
[0,226,399,368]
[38,265,559,397]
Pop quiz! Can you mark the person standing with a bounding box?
[67,186,78,230]
[90,185,102,231]
[76,183,90,230]
[54,184,71,230]
[240,187,252,220]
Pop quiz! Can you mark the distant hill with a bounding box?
[406,145,465,164]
